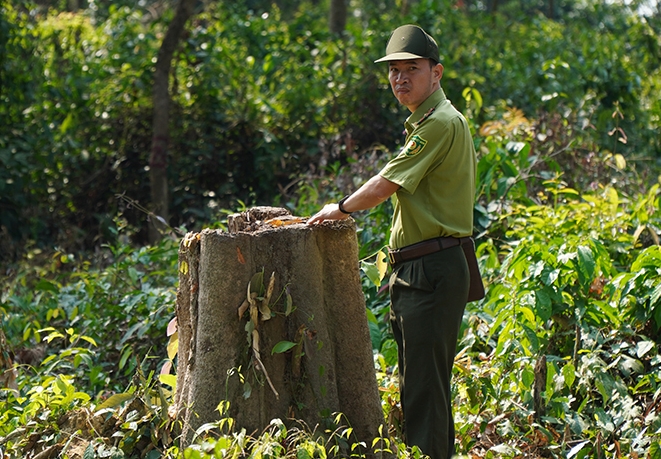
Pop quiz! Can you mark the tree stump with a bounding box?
[174,207,384,451]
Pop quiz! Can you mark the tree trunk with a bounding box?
[533,354,547,420]
[329,0,347,35]
[149,0,196,243]
[174,207,385,453]
[0,329,18,391]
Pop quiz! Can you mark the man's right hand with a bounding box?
[307,203,350,225]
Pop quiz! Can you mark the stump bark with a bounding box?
[174,207,384,451]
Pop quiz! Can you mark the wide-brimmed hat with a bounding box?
[374,24,439,64]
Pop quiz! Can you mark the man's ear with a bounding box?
[434,63,444,81]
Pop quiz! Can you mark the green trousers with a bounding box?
[389,245,469,459]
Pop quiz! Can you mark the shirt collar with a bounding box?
[404,88,447,133]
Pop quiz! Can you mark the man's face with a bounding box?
[388,58,443,112]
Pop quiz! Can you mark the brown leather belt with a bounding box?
[388,236,470,265]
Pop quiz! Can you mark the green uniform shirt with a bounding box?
[379,88,477,249]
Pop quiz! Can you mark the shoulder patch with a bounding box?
[401,135,427,157]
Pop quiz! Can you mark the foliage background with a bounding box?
[2,0,661,458]
[2,0,660,254]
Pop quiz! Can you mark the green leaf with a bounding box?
[520,323,539,354]
[535,289,552,321]
[83,443,96,459]
[80,335,98,347]
[617,355,644,377]
[365,308,378,324]
[651,283,661,305]
[595,373,614,404]
[576,245,595,289]
[44,330,65,343]
[631,246,661,271]
[35,279,59,293]
[361,261,382,289]
[556,187,580,196]
[95,392,134,411]
[520,306,536,324]
[545,361,557,396]
[285,290,293,316]
[540,267,559,286]
[60,112,74,134]
[490,444,514,454]
[159,374,177,390]
[521,367,535,390]
[567,440,589,459]
[593,407,615,433]
[74,392,91,403]
[214,437,232,456]
[562,363,576,389]
[272,340,298,354]
[606,186,620,206]
[496,176,516,198]
[119,346,132,370]
[655,307,661,331]
[249,270,264,295]
[636,340,655,358]
[56,375,70,393]
[649,442,661,459]
[471,87,483,112]
[495,320,514,357]
[245,320,254,346]
[128,267,139,284]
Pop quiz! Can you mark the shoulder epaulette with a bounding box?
[414,107,436,128]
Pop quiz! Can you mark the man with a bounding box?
[308,24,477,459]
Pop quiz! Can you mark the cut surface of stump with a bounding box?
[174,207,384,452]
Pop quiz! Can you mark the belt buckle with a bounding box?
[388,250,397,265]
